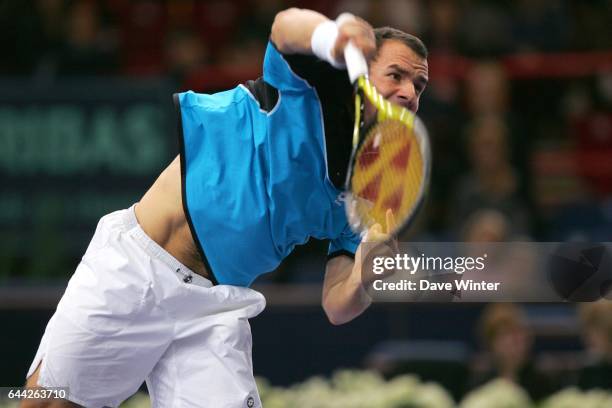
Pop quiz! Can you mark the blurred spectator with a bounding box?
[195,0,244,63]
[417,0,465,236]
[463,60,531,218]
[465,62,509,117]
[540,76,612,240]
[511,0,569,53]
[0,0,119,77]
[0,0,65,75]
[458,1,513,58]
[463,60,533,184]
[459,210,539,300]
[34,0,67,74]
[235,0,283,42]
[217,37,266,77]
[217,0,280,75]
[334,0,424,35]
[461,209,510,243]
[164,27,209,84]
[567,0,612,51]
[451,115,530,237]
[116,0,166,75]
[52,0,119,76]
[422,0,460,53]
[471,303,554,401]
[568,77,612,199]
[577,301,612,390]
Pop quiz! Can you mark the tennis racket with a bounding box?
[343,42,431,240]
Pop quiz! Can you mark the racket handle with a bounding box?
[344,41,368,83]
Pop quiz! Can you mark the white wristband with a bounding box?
[311,20,344,69]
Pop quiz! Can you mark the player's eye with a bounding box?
[415,81,427,95]
[388,72,401,82]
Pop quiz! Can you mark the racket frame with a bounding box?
[344,75,432,239]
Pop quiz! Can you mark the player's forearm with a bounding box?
[322,256,372,325]
[270,8,328,55]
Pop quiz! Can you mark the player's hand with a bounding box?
[355,209,399,285]
[364,209,398,245]
[331,16,376,65]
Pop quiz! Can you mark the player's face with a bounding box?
[368,40,429,113]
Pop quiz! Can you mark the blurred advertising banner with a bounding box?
[361,242,612,303]
[0,79,176,279]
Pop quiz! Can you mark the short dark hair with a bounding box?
[373,27,428,59]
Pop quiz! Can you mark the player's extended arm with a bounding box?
[270,8,376,64]
[322,212,397,325]
[322,253,370,326]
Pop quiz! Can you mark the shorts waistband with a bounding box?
[120,204,213,288]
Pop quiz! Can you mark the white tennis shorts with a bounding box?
[27,205,266,408]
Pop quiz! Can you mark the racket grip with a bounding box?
[344,41,368,83]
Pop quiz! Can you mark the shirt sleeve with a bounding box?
[265,41,354,189]
[328,224,362,260]
[264,40,352,94]
[263,41,314,92]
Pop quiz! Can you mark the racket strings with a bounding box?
[350,119,424,234]
[346,77,429,237]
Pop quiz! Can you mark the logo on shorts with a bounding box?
[246,396,255,408]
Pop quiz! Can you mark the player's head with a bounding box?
[369,27,429,113]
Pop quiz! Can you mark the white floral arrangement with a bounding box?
[2,373,611,407]
[459,379,532,408]
[257,369,454,408]
[539,387,612,408]
[460,380,612,408]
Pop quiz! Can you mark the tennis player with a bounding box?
[23,8,428,408]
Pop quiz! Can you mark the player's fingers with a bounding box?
[366,225,397,248]
[353,36,376,60]
[369,223,382,236]
[347,17,375,42]
[385,209,397,234]
[384,209,400,252]
[365,223,384,242]
[332,31,349,64]
[338,18,372,38]
[351,17,376,58]
[334,19,376,61]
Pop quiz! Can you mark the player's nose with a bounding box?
[395,82,418,112]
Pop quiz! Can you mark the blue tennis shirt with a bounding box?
[174,41,361,287]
